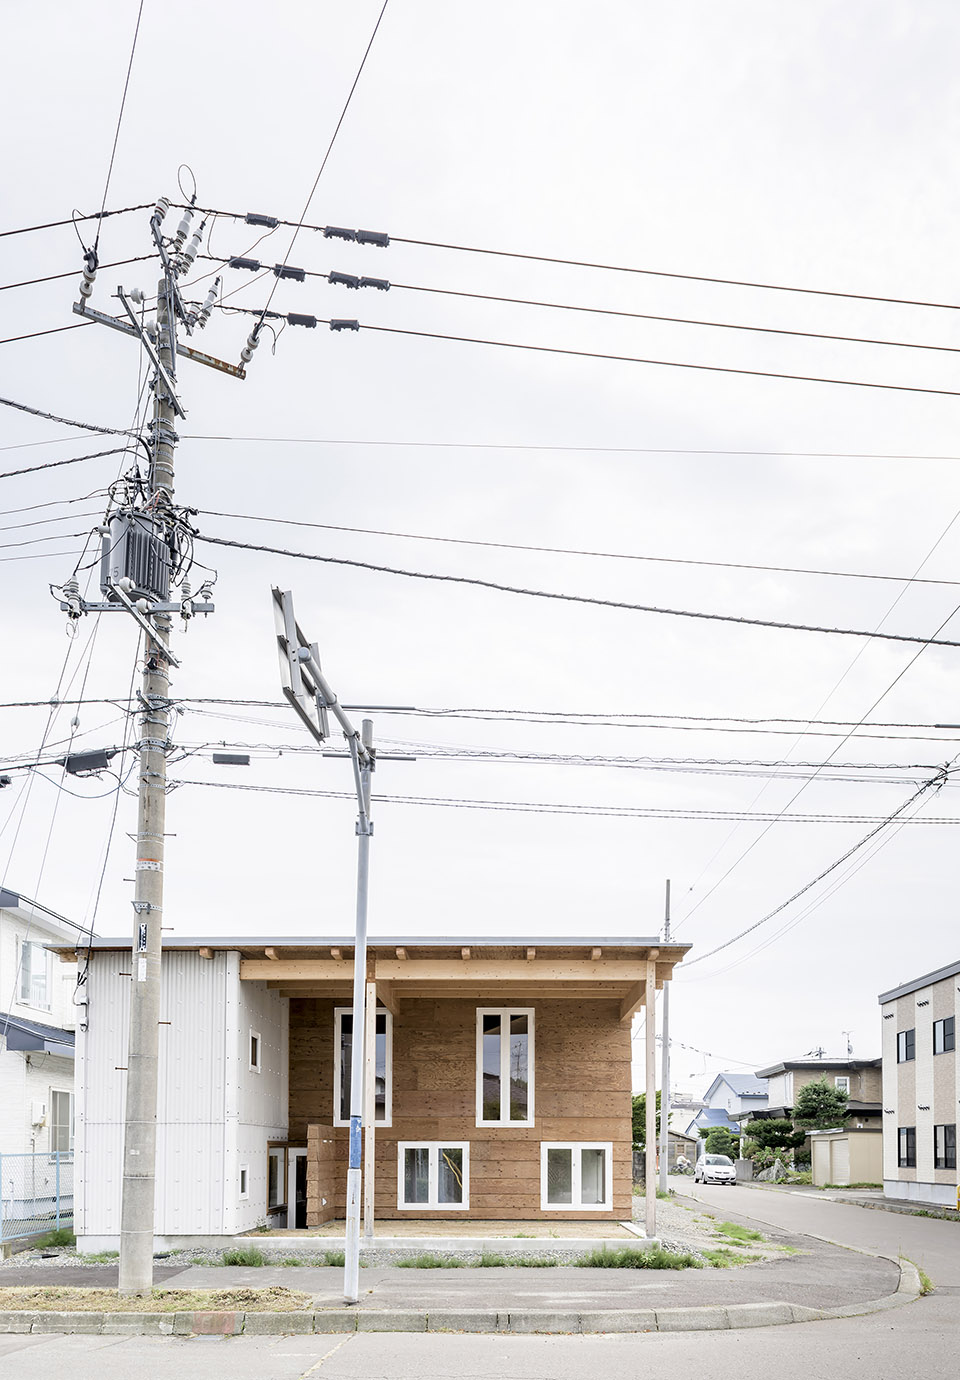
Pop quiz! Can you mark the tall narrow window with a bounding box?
[476,1008,534,1126]
[397,1143,468,1210]
[541,1143,612,1210]
[334,1007,392,1127]
[19,941,49,1010]
[934,1124,956,1170]
[896,1029,915,1063]
[49,1090,73,1154]
[897,1126,916,1168]
[933,1017,955,1055]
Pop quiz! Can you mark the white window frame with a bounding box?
[49,1089,74,1155]
[334,1006,393,1128]
[397,1141,470,1211]
[239,1165,250,1200]
[834,1076,850,1094]
[18,939,51,1012]
[540,1142,613,1211]
[476,1007,535,1127]
[249,1029,262,1073]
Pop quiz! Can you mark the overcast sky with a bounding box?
[3,1,960,1096]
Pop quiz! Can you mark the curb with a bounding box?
[0,1263,922,1336]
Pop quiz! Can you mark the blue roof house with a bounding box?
[685,1072,767,1143]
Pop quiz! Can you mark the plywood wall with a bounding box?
[293,996,632,1221]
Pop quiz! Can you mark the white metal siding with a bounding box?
[913,986,935,1181]
[881,999,898,1180]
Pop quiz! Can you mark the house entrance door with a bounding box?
[288,1147,308,1229]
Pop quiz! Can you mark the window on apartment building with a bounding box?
[397,1142,468,1210]
[834,1076,850,1094]
[334,1008,392,1127]
[476,1008,534,1126]
[933,1017,955,1055]
[897,1127,916,1168]
[49,1090,73,1155]
[934,1124,956,1171]
[896,1029,915,1063]
[18,940,50,1010]
[249,1030,261,1072]
[541,1143,613,1211]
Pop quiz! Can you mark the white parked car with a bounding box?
[695,1153,737,1185]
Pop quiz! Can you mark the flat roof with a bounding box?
[755,1057,881,1077]
[878,957,960,1004]
[59,934,687,954]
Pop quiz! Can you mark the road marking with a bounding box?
[298,1333,354,1377]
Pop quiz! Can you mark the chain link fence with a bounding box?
[0,1152,73,1244]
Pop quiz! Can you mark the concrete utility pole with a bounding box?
[59,196,241,1295]
[658,879,671,1195]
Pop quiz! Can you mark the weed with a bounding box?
[396,1253,463,1269]
[821,1182,882,1190]
[34,1228,76,1249]
[77,1250,119,1264]
[321,1250,345,1267]
[513,1232,535,1238]
[701,1248,754,1269]
[221,1246,266,1267]
[716,1221,763,1243]
[576,1246,701,1270]
[778,1244,800,1255]
[901,1255,934,1295]
[479,1253,558,1268]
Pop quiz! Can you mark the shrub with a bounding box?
[35,1228,76,1249]
[479,1253,558,1268]
[396,1253,463,1269]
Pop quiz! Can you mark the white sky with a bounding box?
[2,2,959,1096]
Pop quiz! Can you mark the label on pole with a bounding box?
[349,1116,362,1169]
[137,956,147,983]
[137,923,148,952]
[136,859,161,871]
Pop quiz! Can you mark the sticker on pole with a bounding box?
[137,923,148,952]
[137,957,147,982]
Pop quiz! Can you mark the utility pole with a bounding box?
[56,196,241,1295]
[273,589,396,1306]
[658,879,671,1195]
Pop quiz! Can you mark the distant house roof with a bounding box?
[706,1072,767,1098]
[685,1106,740,1137]
[879,958,960,1005]
[0,1012,75,1058]
[755,1057,881,1078]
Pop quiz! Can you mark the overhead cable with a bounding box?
[0,205,153,240]
[195,532,960,649]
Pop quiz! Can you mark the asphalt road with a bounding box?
[0,1187,956,1379]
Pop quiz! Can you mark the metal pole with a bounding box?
[363,978,377,1238]
[659,880,671,1194]
[118,271,176,1297]
[344,719,374,1305]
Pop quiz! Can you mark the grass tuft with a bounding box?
[901,1255,934,1295]
[479,1253,558,1268]
[77,1250,119,1264]
[702,1247,754,1269]
[576,1246,701,1270]
[34,1228,76,1249]
[396,1253,463,1269]
[221,1245,267,1267]
[716,1221,763,1243]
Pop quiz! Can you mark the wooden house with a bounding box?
[59,935,688,1246]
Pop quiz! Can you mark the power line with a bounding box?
[682,769,950,968]
[0,395,139,439]
[195,531,960,650]
[0,204,152,240]
[256,0,391,330]
[219,304,960,399]
[205,507,960,590]
[0,447,130,482]
[0,323,93,348]
[93,0,145,251]
[0,257,153,294]
[180,434,960,463]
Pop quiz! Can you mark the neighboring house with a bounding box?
[61,934,688,1246]
[745,1057,882,1130]
[0,888,81,1157]
[879,959,958,1207]
[685,1072,766,1143]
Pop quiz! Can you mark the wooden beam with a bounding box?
[644,959,657,1239]
[198,947,214,961]
[619,981,647,1024]
[461,947,471,960]
[526,947,536,962]
[374,958,653,983]
[330,948,343,961]
[591,947,602,961]
[395,947,407,961]
[377,978,399,1015]
[264,947,280,960]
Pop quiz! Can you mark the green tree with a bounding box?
[632,1090,662,1150]
[745,1118,806,1151]
[700,1126,738,1157]
[792,1077,850,1131]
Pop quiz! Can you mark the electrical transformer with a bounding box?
[100,512,172,604]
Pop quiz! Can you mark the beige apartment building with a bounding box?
[879,959,959,1208]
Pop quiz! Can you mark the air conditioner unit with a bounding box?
[30,1101,47,1127]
